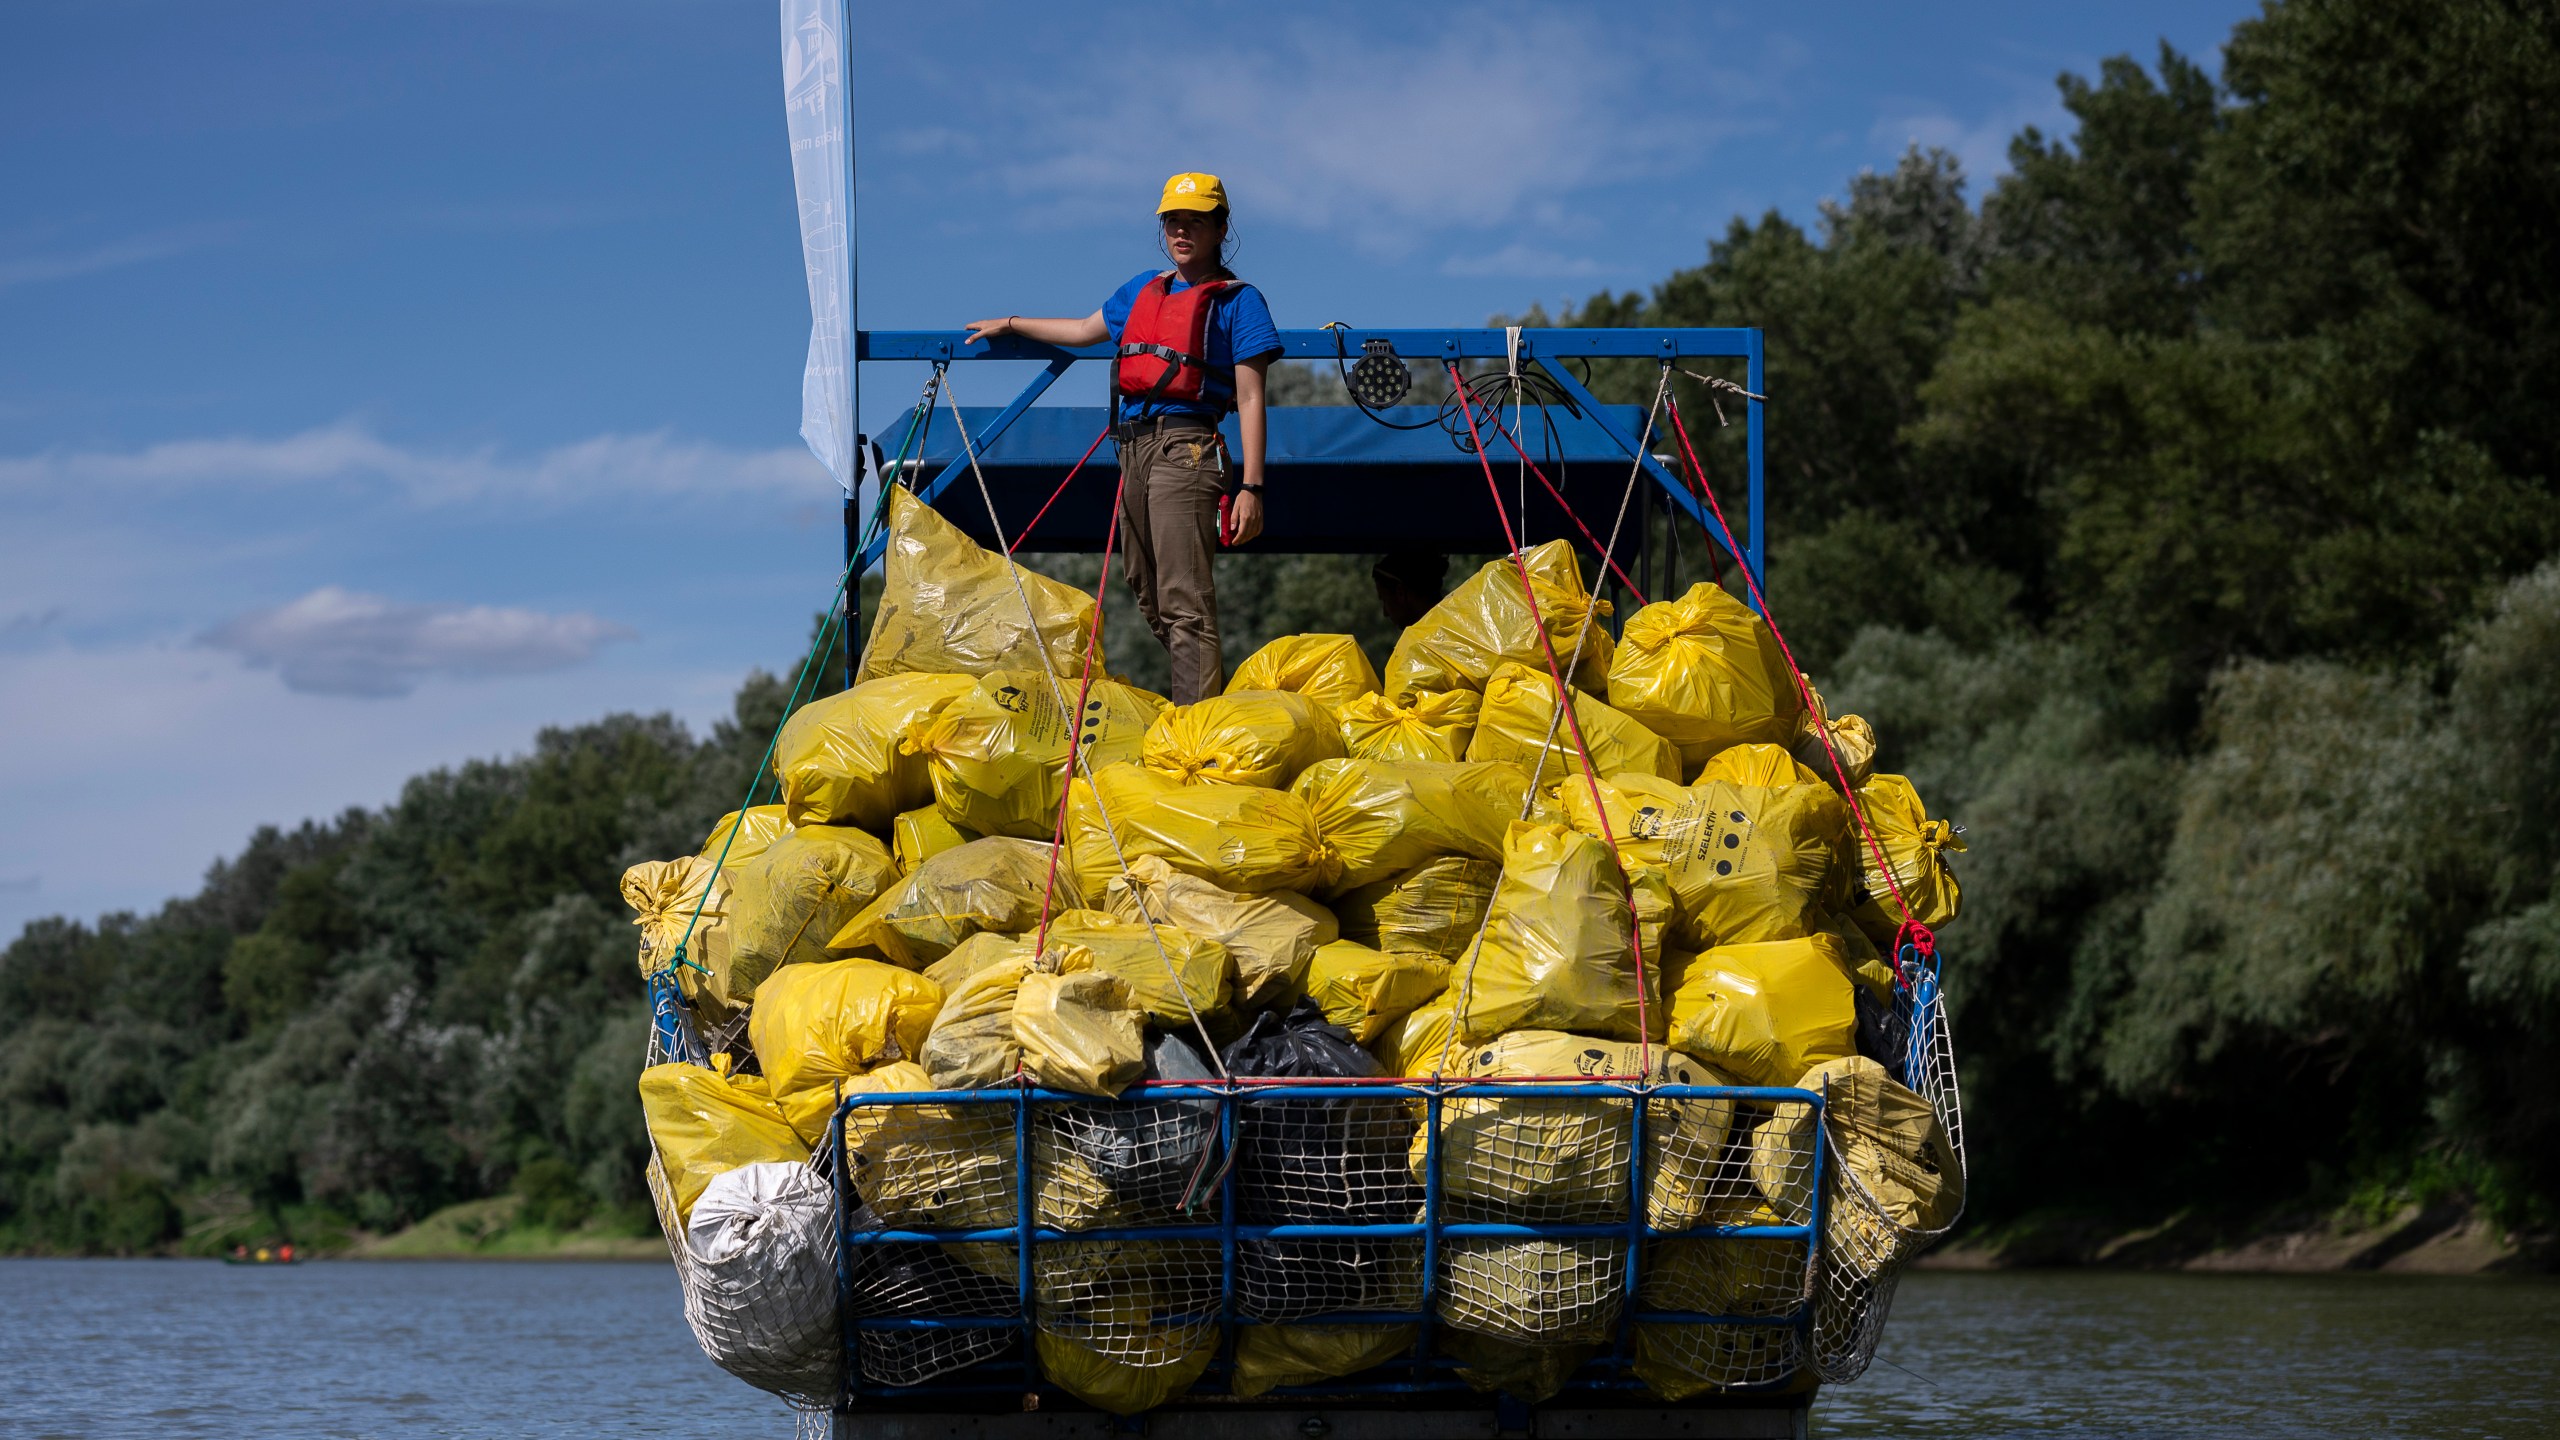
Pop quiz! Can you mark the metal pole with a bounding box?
[1746,331,1767,601]
[837,0,864,689]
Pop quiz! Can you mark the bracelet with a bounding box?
[1005,315,1018,336]
[1237,482,1264,494]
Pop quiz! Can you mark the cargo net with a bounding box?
[645,1152,840,1411]
[1030,1095,1226,1381]
[1810,968,1966,1381]
[1430,1084,1817,1391]
[1234,1090,1424,1321]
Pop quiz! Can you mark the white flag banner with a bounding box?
[780,0,854,492]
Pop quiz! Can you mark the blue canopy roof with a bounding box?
[897,404,1666,557]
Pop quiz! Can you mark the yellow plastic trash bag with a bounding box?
[1452,822,1647,1046]
[1227,634,1381,716]
[1665,936,1857,1087]
[1849,774,1964,945]
[1141,689,1343,788]
[1035,1329,1214,1416]
[1038,910,1231,1031]
[623,856,738,1013]
[830,836,1080,968]
[1016,968,1146,1097]
[915,670,1167,839]
[1383,541,1612,703]
[1753,1056,1961,1278]
[921,929,1036,997]
[1633,1217,1808,1397]
[1604,582,1802,754]
[697,805,790,865]
[1439,1331,1600,1404]
[774,671,977,831]
[771,1048,941,1146]
[1468,662,1681,788]
[639,1062,809,1224]
[1032,1245,1221,1415]
[1562,775,1851,950]
[726,824,900,989]
[1290,757,1528,894]
[1640,1052,1745,1232]
[1301,940,1448,1044]
[1100,854,1333,1012]
[921,954,1042,1089]
[1439,1237,1623,1344]
[1367,993,1457,1076]
[749,957,944,1111]
[1791,680,1875,792]
[1231,1324,1415,1397]
[891,806,978,875]
[1693,743,1823,788]
[859,486,1102,683]
[1338,687,1481,764]
[1419,1032,1714,1220]
[837,1061,1018,1241]
[1333,856,1498,959]
[1066,762,1340,897]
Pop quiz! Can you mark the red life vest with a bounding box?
[1114,272,1236,409]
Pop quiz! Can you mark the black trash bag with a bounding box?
[1852,983,1912,1079]
[842,1212,1018,1387]
[1222,1002,1423,1321]
[1220,1000,1378,1080]
[1042,1031,1223,1217]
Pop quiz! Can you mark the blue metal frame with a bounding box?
[851,327,1766,594]
[829,1078,1829,1406]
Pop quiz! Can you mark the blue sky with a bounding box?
[0,0,2256,935]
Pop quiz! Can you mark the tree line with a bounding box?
[3,0,2554,1252]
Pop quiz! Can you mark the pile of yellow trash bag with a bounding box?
[623,491,1967,1412]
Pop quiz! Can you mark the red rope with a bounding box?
[1033,475,1123,951]
[1661,398,1932,977]
[1450,363,1654,1067]
[1467,392,1648,604]
[1005,425,1114,556]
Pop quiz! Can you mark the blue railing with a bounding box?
[826,1078,1829,1406]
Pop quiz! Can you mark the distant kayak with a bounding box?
[224,1247,301,1266]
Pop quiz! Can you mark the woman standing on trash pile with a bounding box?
[965,172,1282,705]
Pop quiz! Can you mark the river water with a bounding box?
[0,1261,2551,1438]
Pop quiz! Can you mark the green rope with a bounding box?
[651,369,945,988]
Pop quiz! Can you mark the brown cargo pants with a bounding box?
[1117,423,1228,704]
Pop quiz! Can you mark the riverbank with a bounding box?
[1924,1198,2551,1274]
[336,1196,664,1260]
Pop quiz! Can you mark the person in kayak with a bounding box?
[965,172,1281,703]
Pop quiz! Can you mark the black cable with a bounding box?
[1321,328,1586,463]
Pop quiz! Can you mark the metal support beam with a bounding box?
[858,355,1075,571]
[857,328,1761,364]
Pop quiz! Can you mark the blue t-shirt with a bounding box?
[1103,269,1282,420]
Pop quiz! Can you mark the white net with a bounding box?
[842,1229,1018,1388]
[1233,1089,1425,1321]
[645,1155,838,1409]
[1808,973,1967,1382]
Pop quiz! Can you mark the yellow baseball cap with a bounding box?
[1157,172,1227,215]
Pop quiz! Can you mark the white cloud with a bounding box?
[0,422,827,507]
[0,636,743,938]
[0,221,249,290]
[1441,244,1613,281]
[1868,78,2068,193]
[978,16,1746,252]
[199,586,632,698]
